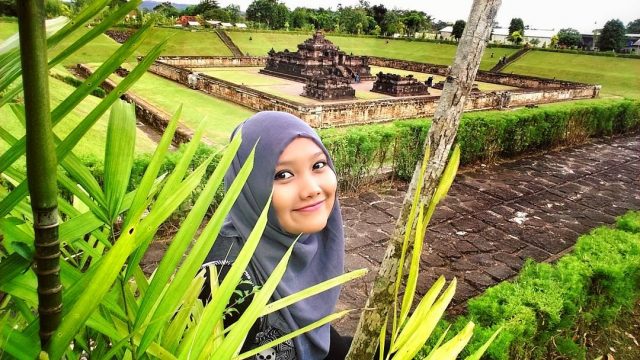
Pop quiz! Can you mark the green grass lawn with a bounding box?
[0,77,158,165]
[112,70,254,146]
[0,18,17,41]
[505,51,640,99]
[133,27,232,57]
[226,31,515,70]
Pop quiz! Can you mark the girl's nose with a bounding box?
[300,175,322,199]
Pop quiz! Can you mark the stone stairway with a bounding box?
[215,29,243,57]
[489,46,531,72]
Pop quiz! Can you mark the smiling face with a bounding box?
[272,137,337,235]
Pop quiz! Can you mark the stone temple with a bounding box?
[260,31,373,83]
[371,72,430,97]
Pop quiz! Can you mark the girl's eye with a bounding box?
[274,170,293,180]
[313,161,327,170]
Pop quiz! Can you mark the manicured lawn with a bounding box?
[110,69,254,146]
[133,27,232,57]
[0,77,158,163]
[226,31,515,70]
[505,51,640,99]
[226,31,311,57]
[0,18,17,41]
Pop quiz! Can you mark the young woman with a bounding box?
[200,111,351,360]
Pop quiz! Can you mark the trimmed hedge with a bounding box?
[76,99,639,214]
[417,211,640,360]
[319,99,640,188]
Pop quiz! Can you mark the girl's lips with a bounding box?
[294,200,325,212]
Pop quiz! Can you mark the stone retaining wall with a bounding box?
[76,64,194,144]
[156,56,267,68]
[147,57,599,128]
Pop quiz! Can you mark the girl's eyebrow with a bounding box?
[276,151,325,167]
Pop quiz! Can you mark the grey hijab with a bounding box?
[220,111,344,359]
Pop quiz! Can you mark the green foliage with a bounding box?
[556,28,582,48]
[417,211,640,359]
[616,211,640,233]
[508,18,525,37]
[318,99,640,186]
[507,30,523,45]
[452,20,465,40]
[628,18,640,33]
[598,19,626,52]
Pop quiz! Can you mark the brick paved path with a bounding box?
[334,133,640,333]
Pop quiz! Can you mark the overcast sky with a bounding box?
[178,0,639,33]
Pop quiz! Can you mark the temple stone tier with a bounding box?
[302,75,356,101]
[260,31,374,83]
[432,80,480,92]
[371,72,430,97]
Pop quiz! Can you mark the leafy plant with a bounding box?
[377,145,501,360]
[0,3,363,359]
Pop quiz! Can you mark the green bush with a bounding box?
[318,99,640,186]
[417,210,640,360]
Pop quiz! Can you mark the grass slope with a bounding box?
[0,18,17,41]
[121,71,254,146]
[505,50,640,99]
[133,27,232,57]
[0,77,158,162]
[226,31,515,70]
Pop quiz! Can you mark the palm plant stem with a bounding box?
[17,0,62,350]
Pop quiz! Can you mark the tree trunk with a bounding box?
[345,1,501,359]
[17,0,62,350]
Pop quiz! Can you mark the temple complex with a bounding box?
[302,75,356,100]
[260,31,373,83]
[371,72,430,97]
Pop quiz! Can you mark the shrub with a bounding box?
[318,99,640,186]
[417,210,640,359]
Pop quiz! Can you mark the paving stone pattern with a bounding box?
[334,134,640,333]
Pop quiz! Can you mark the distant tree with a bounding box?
[452,19,466,40]
[309,8,337,31]
[45,0,71,17]
[402,10,429,36]
[508,17,525,37]
[0,0,17,16]
[290,7,312,29]
[371,4,387,28]
[224,4,241,22]
[433,19,449,31]
[153,1,179,18]
[529,38,540,46]
[203,8,229,21]
[557,28,582,47]
[550,34,559,48]
[626,19,640,34]
[508,30,523,45]
[371,24,381,36]
[193,0,219,15]
[598,19,626,51]
[381,10,400,35]
[337,6,370,35]
[246,0,290,29]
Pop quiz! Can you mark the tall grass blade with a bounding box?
[391,276,446,352]
[103,100,136,223]
[464,327,503,360]
[392,278,457,359]
[398,204,425,328]
[48,158,209,359]
[136,140,254,355]
[208,223,289,360]
[236,310,354,360]
[133,130,238,331]
[419,322,474,360]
